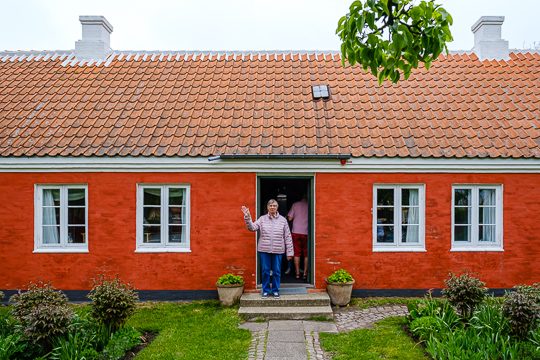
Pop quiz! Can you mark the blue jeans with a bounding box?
[259,252,282,294]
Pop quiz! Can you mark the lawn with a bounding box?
[320,317,427,360]
[126,301,251,360]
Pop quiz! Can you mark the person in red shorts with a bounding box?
[287,194,309,279]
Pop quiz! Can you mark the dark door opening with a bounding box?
[257,177,313,285]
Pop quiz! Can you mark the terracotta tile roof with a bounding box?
[0,50,539,158]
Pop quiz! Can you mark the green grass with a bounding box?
[126,301,251,360]
[350,297,420,309]
[320,317,427,360]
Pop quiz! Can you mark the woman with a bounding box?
[241,199,293,298]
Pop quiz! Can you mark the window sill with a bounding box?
[451,247,504,252]
[373,247,426,252]
[135,247,191,253]
[34,248,89,254]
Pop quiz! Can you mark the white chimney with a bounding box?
[471,16,509,60]
[75,16,113,60]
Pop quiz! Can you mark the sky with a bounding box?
[0,0,539,52]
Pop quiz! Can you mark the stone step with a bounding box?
[238,305,334,320]
[240,293,331,307]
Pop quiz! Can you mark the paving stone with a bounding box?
[267,330,305,343]
[302,321,338,333]
[265,342,308,359]
[268,320,305,330]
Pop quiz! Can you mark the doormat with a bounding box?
[280,287,308,295]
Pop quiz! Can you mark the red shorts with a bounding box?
[292,233,308,257]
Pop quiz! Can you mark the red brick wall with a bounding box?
[0,172,538,291]
[0,172,257,290]
[315,173,540,289]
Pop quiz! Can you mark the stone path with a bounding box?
[239,305,409,360]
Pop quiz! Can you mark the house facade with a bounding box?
[0,16,539,299]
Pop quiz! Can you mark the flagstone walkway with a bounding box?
[239,305,409,360]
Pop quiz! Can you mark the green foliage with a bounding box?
[442,273,487,319]
[127,301,250,359]
[88,277,138,332]
[327,269,354,283]
[407,295,540,359]
[503,284,540,339]
[216,273,244,286]
[409,316,438,341]
[50,330,100,360]
[100,326,141,360]
[10,283,73,348]
[407,295,461,335]
[0,313,16,338]
[320,317,427,359]
[337,0,453,83]
[0,292,4,303]
[0,333,26,360]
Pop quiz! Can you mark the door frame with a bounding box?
[255,174,315,287]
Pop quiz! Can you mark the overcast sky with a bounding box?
[1,0,539,52]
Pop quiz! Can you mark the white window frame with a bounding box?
[136,184,191,253]
[451,184,503,252]
[372,184,426,252]
[34,184,89,253]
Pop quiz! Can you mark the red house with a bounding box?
[0,16,539,300]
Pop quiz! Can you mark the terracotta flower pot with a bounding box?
[326,279,355,306]
[216,283,244,306]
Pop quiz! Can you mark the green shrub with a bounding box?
[0,333,26,360]
[0,292,4,303]
[0,313,16,338]
[88,277,138,332]
[216,274,244,286]
[503,285,540,339]
[50,330,99,360]
[99,326,141,360]
[442,273,487,319]
[10,283,73,348]
[327,269,354,283]
[410,316,439,341]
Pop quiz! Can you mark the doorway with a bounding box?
[257,176,314,286]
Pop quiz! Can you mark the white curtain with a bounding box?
[43,190,59,244]
[405,190,419,243]
[481,189,496,242]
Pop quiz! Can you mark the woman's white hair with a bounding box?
[267,199,278,207]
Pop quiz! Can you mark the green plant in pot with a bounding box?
[216,274,244,306]
[326,269,355,306]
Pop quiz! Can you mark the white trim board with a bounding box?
[2,157,540,173]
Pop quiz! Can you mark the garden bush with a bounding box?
[10,283,73,348]
[503,285,540,339]
[88,277,138,332]
[100,326,141,360]
[216,273,244,286]
[327,269,354,283]
[442,273,487,319]
[0,333,26,360]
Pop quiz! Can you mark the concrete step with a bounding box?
[238,305,334,320]
[240,293,330,307]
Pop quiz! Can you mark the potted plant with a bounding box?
[326,269,355,306]
[216,273,244,306]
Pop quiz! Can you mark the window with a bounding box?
[452,185,503,251]
[136,185,190,252]
[34,185,88,252]
[373,185,425,251]
[312,84,330,99]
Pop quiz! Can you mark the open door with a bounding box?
[256,176,314,286]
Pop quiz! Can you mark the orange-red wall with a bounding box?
[0,172,539,291]
[315,173,540,289]
[0,172,257,290]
